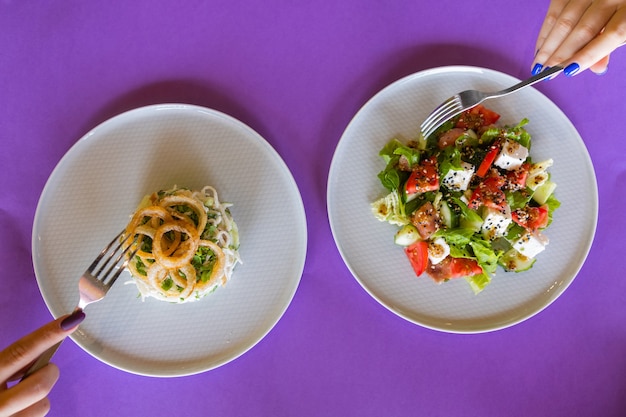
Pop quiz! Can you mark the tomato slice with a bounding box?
[455,105,501,130]
[405,241,429,277]
[476,145,500,177]
[425,256,483,282]
[505,163,530,190]
[512,205,549,230]
[405,156,439,195]
[468,175,507,211]
[449,258,483,278]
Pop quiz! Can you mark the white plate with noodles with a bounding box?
[32,103,307,376]
[327,66,597,333]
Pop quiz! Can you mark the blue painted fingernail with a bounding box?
[564,63,580,77]
[531,63,543,75]
[541,66,552,81]
[60,309,85,330]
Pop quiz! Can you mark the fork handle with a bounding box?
[20,340,63,380]
[494,65,564,98]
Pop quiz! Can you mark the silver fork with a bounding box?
[419,65,564,140]
[22,230,138,379]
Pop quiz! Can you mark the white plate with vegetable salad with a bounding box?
[327,66,597,333]
[32,104,307,376]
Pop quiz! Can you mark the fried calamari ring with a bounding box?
[133,224,181,259]
[125,205,178,258]
[124,185,240,303]
[147,263,196,300]
[158,195,208,234]
[125,205,172,232]
[152,220,200,270]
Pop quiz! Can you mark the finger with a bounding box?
[6,362,36,383]
[535,0,570,53]
[11,397,51,417]
[534,0,593,65]
[589,54,610,73]
[0,311,84,382]
[544,2,621,67]
[0,363,58,417]
[566,7,626,71]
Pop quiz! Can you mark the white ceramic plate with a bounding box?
[327,66,597,333]
[32,104,307,376]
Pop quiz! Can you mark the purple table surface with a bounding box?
[2,1,625,416]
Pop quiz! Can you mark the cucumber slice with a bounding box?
[460,208,483,233]
[499,248,536,272]
[532,180,556,205]
[439,200,457,228]
[416,132,427,150]
[452,196,482,233]
[460,217,482,233]
[394,224,420,246]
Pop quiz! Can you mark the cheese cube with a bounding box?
[481,206,512,240]
[494,139,529,171]
[442,162,475,191]
[512,231,549,258]
[428,237,450,265]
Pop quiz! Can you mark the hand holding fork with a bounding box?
[20,231,138,380]
[419,65,564,140]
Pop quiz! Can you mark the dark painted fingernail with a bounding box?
[531,63,543,75]
[564,63,580,77]
[60,309,85,330]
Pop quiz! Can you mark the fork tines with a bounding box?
[87,230,138,287]
[420,95,463,140]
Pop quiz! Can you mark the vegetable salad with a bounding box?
[372,105,560,293]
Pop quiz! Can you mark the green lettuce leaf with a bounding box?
[371,190,409,226]
[438,146,463,179]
